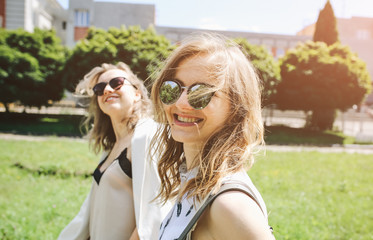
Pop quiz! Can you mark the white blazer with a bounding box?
[58,118,171,240]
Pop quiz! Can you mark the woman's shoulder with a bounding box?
[133,118,159,137]
[210,189,264,220]
[192,170,272,239]
[205,190,272,239]
[221,170,267,212]
[136,118,157,127]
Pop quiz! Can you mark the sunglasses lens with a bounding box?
[188,84,214,109]
[93,78,125,96]
[93,82,107,96]
[159,81,181,105]
[109,77,124,90]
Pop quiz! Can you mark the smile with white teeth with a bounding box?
[106,96,117,102]
[176,114,201,123]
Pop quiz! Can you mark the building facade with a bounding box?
[64,1,310,58]
[0,0,67,44]
[155,26,311,59]
[65,0,155,46]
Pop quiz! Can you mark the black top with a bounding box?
[93,148,132,184]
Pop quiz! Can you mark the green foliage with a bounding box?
[275,41,371,130]
[234,38,280,105]
[0,28,69,110]
[62,25,174,92]
[0,28,8,44]
[0,45,43,110]
[313,0,339,45]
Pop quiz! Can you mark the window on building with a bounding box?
[271,47,277,57]
[62,21,66,30]
[74,9,90,27]
[356,29,371,40]
[276,48,285,58]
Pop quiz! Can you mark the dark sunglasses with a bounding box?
[93,77,135,96]
[159,80,215,110]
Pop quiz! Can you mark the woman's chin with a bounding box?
[171,131,205,146]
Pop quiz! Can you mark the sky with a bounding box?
[57,0,373,35]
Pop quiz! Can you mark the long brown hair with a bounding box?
[76,62,151,153]
[151,33,264,203]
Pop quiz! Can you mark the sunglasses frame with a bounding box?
[159,79,215,110]
[93,77,135,96]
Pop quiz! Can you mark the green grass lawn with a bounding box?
[0,138,372,239]
[0,138,97,239]
[251,151,373,239]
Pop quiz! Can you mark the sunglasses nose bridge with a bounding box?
[180,86,188,95]
[101,82,117,95]
[175,86,193,108]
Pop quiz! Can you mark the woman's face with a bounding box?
[162,54,231,148]
[96,69,140,118]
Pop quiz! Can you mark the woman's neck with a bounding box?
[110,115,133,140]
[108,118,134,162]
[183,142,203,170]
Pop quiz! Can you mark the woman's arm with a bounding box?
[195,191,273,240]
[132,119,172,239]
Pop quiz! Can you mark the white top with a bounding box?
[58,119,171,240]
[159,164,268,240]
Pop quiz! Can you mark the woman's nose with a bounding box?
[103,83,114,95]
[175,90,192,109]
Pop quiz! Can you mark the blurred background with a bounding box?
[0,0,372,141]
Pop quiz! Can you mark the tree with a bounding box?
[275,41,371,130]
[0,45,43,112]
[311,0,340,129]
[313,0,339,45]
[234,38,280,105]
[62,25,174,92]
[0,28,68,110]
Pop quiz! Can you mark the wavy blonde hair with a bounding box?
[76,62,151,154]
[151,33,264,203]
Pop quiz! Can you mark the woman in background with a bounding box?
[58,62,169,240]
[151,33,274,239]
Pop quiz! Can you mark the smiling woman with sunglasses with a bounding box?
[58,62,170,240]
[151,33,274,240]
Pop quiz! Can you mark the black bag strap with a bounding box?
[177,183,264,240]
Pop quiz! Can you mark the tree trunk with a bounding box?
[307,109,337,131]
[4,103,10,113]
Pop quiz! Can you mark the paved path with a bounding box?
[1,133,373,155]
[263,144,373,155]
[0,133,87,142]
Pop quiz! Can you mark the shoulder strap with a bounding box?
[177,183,263,240]
[118,148,132,178]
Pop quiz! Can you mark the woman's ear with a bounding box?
[134,90,141,102]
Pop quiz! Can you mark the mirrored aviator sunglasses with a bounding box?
[93,77,125,96]
[159,80,215,110]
